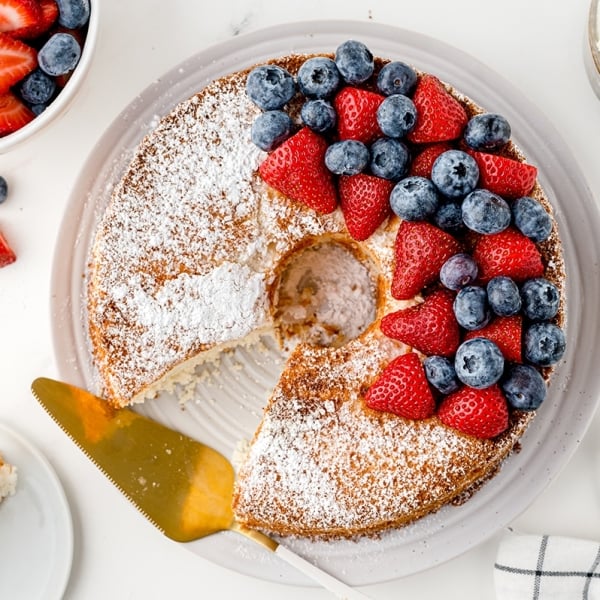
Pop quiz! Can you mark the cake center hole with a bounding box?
[274,241,378,348]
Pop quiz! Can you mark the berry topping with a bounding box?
[391,221,462,300]
[440,253,478,291]
[18,67,55,104]
[453,285,491,331]
[369,137,410,181]
[381,289,461,357]
[472,227,545,283]
[407,74,468,144]
[334,39,374,85]
[11,0,58,39]
[0,32,37,94]
[463,113,511,151]
[520,277,560,321]
[365,352,436,420]
[523,322,566,367]
[300,98,336,133]
[501,364,547,411]
[0,174,7,202]
[338,173,393,241]
[389,175,439,221]
[334,86,384,144]
[324,139,369,176]
[464,315,523,363]
[259,127,338,214]
[0,90,33,134]
[438,385,509,439]
[461,188,511,234]
[297,56,340,99]
[455,337,504,389]
[0,229,16,267]
[246,65,296,111]
[56,0,89,29]
[433,200,465,235]
[424,355,460,394]
[486,276,522,316]
[38,32,80,76]
[468,150,538,199]
[512,196,552,242]
[430,149,479,199]
[376,60,417,96]
[250,110,293,152]
[409,142,453,178]
[376,94,417,138]
[0,0,40,35]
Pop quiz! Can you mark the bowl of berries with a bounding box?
[0,0,97,152]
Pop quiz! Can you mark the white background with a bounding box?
[2,0,600,598]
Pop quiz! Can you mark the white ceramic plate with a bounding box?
[0,423,73,599]
[50,21,600,586]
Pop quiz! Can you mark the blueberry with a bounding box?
[501,364,547,411]
[324,140,369,175]
[251,111,293,151]
[455,337,505,389]
[440,253,478,290]
[433,201,465,235]
[512,196,552,242]
[453,285,491,331]
[300,99,336,133]
[487,276,522,316]
[18,69,56,105]
[389,176,439,221]
[524,322,566,366]
[431,150,479,199]
[376,61,417,96]
[56,0,90,28]
[464,113,511,151]
[0,176,7,204]
[334,40,374,84]
[297,57,341,99]
[30,104,48,116]
[520,278,560,321]
[424,355,461,394]
[246,65,296,111]
[461,189,511,234]
[38,33,81,77]
[369,138,410,180]
[376,94,417,138]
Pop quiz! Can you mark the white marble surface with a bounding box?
[2,0,600,598]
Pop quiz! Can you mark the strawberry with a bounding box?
[391,221,462,299]
[473,227,544,283]
[467,150,537,199]
[381,289,460,357]
[0,229,16,267]
[334,86,384,144]
[438,384,509,439]
[0,0,40,35]
[0,90,34,134]
[9,0,58,39]
[409,142,453,178]
[464,315,523,363]
[258,127,338,214]
[365,352,436,420]
[407,75,468,144]
[0,32,37,94]
[339,173,393,241]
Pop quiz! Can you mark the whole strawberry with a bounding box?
[381,289,460,357]
[259,127,338,214]
[438,384,509,439]
[391,221,462,299]
[334,86,384,145]
[407,75,468,144]
[339,173,393,241]
[464,315,523,363]
[365,352,436,419]
[473,227,544,283]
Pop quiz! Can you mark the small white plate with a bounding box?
[0,423,73,600]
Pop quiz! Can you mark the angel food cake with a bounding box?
[86,40,566,538]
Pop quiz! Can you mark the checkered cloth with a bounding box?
[495,533,600,599]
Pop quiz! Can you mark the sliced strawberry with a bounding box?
[0,90,34,135]
[0,32,37,94]
[339,173,393,241]
[334,86,384,144]
[258,127,338,214]
[391,221,462,300]
[467,150,537,199]
[0,0,40,35]
[438,384,509,439]
[0,229,16,267]
[473,227,544,283]
[409,142,453,178]
[365,352,436,420]
[464,315,523,363]
[10,0,58,39]
[407,75,468,144]
[381,289,460,357]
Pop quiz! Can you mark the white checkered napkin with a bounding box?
[494,533,600,599]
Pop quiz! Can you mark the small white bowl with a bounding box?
[0,0,99,154]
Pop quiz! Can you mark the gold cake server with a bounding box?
[31,377,371,600]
